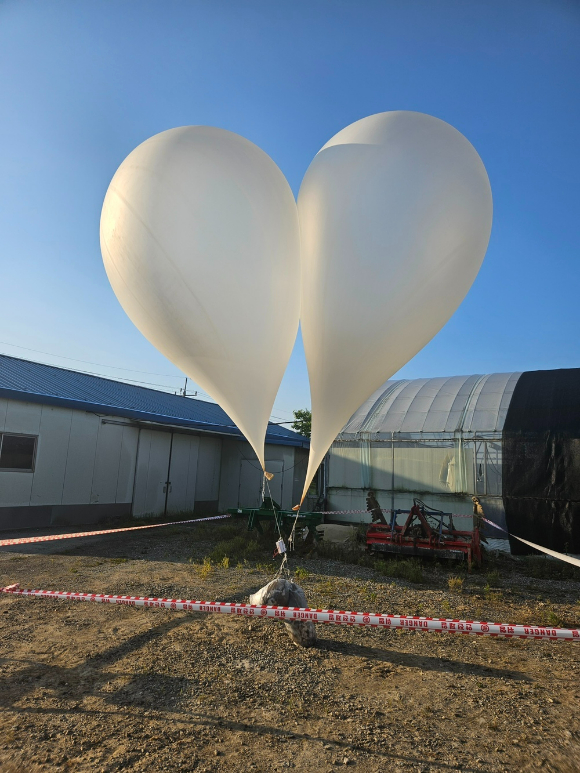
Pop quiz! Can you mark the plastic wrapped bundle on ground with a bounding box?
[249,578,317,648]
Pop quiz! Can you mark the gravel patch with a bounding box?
[0,518,578,772]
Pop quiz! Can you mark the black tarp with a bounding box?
[502,368,580,554]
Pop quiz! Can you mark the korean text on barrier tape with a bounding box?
[1,586,578,642]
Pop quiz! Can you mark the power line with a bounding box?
[0,340,214,400]
[0,340,185,378]
[0,340,304,417]
[0,350,216,398]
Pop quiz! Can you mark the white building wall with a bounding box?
[218,439,296,511]
[195,436,222,507]
[277,445,296,510]
[90,422,139,505]
[0,457,35,507]
[132,429,172,516]
[0,399,41,507]
[61,412,100,505]
[29,406,72,506]
[166,434,199,512]
[116,424,139,503]
[0,397,307,526]
[0,400,141,512]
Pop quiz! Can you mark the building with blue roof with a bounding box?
[0,355,309,530]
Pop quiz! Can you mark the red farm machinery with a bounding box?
[366,499,482,570]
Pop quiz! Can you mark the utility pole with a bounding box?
[180,377,198,398]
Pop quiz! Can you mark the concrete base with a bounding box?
[0,503,132,532]
[193,500,219,514]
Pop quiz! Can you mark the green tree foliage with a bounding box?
[292,408,311,438]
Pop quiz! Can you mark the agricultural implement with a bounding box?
[366,499,482,570]
[227,498,325,542]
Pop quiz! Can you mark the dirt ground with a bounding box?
[0,518,578,773]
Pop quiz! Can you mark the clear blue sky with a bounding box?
[0,1,578,422]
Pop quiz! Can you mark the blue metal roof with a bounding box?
[0,355,309,448]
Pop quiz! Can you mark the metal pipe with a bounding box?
[163,433,174,516]
[484,441,488,496]
[391,431,395,514]
[100,418,308,448]
[334,434,502,444]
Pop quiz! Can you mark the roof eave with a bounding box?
[0,388,309,447]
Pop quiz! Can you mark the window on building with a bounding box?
[0,434,37,471]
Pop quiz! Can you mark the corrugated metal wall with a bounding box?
[0,397,300,526]
[218,439,297,511]
[0,399,138,511]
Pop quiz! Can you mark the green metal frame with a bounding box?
[227,498,324,541]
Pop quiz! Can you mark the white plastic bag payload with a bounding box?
[249,578,317,647]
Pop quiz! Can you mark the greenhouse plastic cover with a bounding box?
[338,373,522,437]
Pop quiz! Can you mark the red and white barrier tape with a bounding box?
[0,509,473,549]
[0,514,231,548]
[1,585,577,641]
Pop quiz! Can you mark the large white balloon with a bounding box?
[298,111,492,502]
[101,127,300,470]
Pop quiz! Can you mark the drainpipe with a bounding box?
[163,432,174,516]
[391,431,395,514]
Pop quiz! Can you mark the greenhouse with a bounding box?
[325,369,580,554]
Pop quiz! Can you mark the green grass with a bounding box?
[540,607,564,627]
[520,556,580,581]
[294,567,309,582]
[309,531,428,583]
[447,575,464,593]
[483,584,503,603]
[207,535,264,565]
[374,558,424,584]
[485,569,501,587]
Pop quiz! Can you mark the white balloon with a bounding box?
[100,127,300,470]
[298,111,492,502]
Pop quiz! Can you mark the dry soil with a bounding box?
[0,519,578,773]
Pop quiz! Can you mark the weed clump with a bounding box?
[485,569,501,587]
[536,605,565,628]
[294,567,309,582]
[208,535,262,565]
[447,575,464,593]
[197,557,213,579]
[374,558,423,584]
[483,584,503,603]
